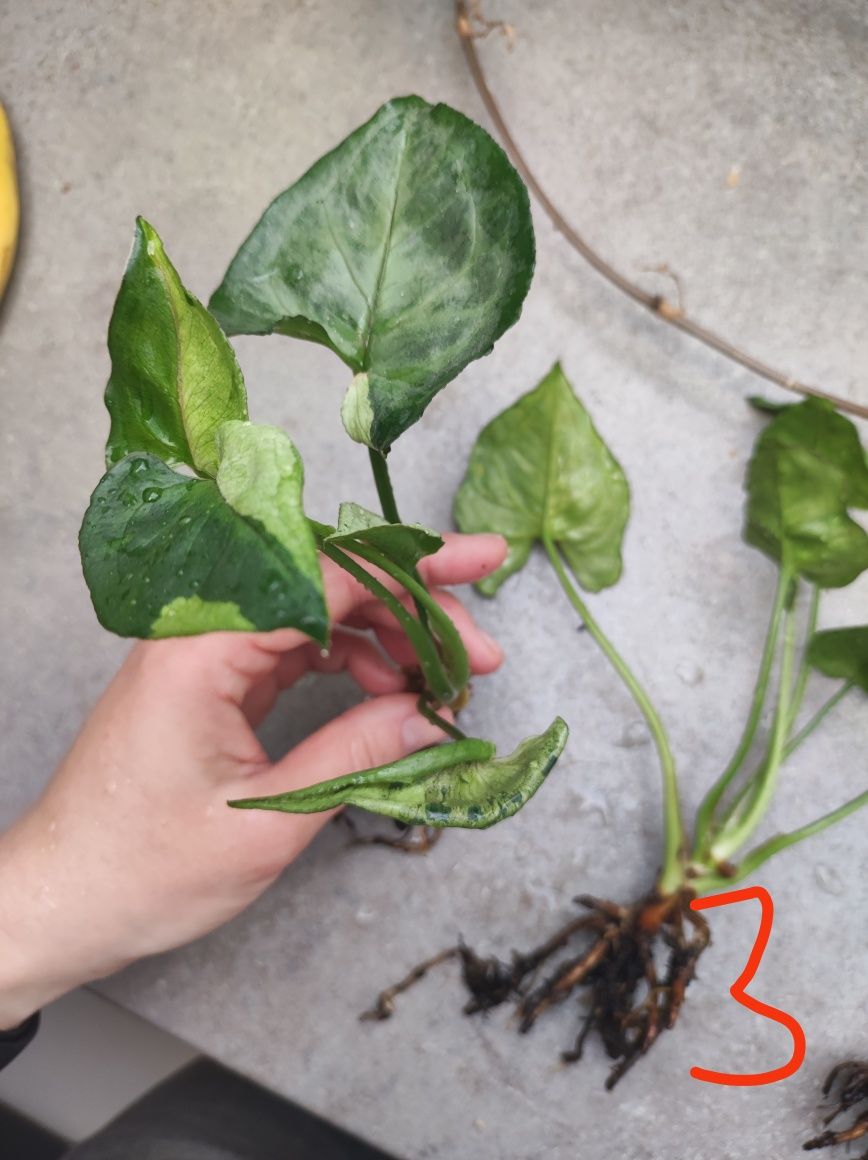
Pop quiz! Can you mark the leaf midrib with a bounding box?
[358,113,413,368]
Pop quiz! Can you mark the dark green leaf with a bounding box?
[105,218,248,476]
[80,421,328,643]
[229,717,569,829]
[326,502,442,573]
[745,398,868,587]
[209,96,535,453]
[454,363,629,595]
[808,626,868,693]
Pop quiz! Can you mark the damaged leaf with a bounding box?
[230,717,569,829]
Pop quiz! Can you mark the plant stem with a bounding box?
[715,680,854,835]
[703,785,868,889]
[785,680,854,756]
[369,448,402,524]
[710,600,798,862]
[346,539,470,697]
[693,569,792,853]
[322,542,455,705]
[787,584,819,733]
[367,447,431,633]
[542,535,685,896]
[417,696,467,741]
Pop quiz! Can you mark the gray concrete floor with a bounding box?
[1,1,867,1157]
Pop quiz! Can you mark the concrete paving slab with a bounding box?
[1,2,866,1157]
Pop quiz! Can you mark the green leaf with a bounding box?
[326,502,442,573]
[229,717,569,829]
[745,398,868,588]
[80,421,328,643]
[808,626,868,693]
[454,363,630,596]
[105,219,248,477]
[747,396,792,415]
[209,96,535,453]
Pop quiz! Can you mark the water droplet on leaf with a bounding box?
[142,487,162,503]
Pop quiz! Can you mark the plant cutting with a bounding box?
[78,97,569,840]
[363,368,868,1088]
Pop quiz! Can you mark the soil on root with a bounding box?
[805,1062,868,1155]
[362,888,709,1089]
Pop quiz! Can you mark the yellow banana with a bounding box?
[0,102,20,301]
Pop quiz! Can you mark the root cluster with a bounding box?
[363,889,709,1088]
[805,1062,868,1155]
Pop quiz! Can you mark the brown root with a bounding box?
[805,1062,868,1154]
[362,889,709,1088]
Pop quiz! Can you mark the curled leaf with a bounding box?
[745,398,868,588]
[230,717,569,829]
[454,363,629,595]
[210,96,534,453]
[808,626,868,693]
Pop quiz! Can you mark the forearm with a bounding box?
[0,808,121,1030]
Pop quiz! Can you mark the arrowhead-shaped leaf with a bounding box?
[745,398,868,588]
[106,218,248,476]
[454,364,629,596]
[229,717,569,829]
[808,626,868,693]
[80,421,328,643]
[209,96,535,453]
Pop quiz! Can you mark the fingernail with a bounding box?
[402,713,448,752]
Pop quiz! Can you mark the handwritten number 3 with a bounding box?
[689,886,806,1086]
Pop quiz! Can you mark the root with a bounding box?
[362,889,709,1088]
[335,811,443,854]
[805,1062,868,1154]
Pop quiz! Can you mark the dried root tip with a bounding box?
[804,1061,868,1153]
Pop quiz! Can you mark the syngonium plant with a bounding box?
[364,366,868,1088]
[79,97,568,832]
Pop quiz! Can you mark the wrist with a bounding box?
[0,814,81,1029]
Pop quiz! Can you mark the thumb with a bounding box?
[230,694,453,848]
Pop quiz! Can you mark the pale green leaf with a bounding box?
[454,363,629,595]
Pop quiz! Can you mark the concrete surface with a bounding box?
[1,1,867,1157]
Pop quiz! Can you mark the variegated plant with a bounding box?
[79,98,568,829]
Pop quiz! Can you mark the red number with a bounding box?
[689,885,806,1086]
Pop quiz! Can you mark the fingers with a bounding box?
[228,694,455,856]
[417,532,508,587]
[303,630,406,694]
[321,531,508,628]
[363,590,503,674]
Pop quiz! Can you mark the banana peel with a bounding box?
[0,102,20,301]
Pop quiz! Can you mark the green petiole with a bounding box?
[710,599,798,862]
[542,535,685,896]
[693,568,792,853]
[321,541,456,705]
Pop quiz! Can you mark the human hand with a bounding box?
[0,533,507,1029]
